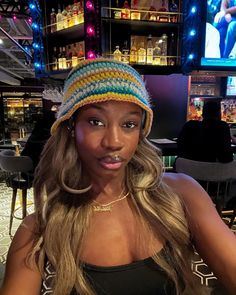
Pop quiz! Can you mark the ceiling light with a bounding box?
[0,39,3,45]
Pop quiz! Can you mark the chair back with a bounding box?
[0,149,33,173]
[175,157,236,182]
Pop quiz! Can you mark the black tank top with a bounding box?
[41,256,176,295]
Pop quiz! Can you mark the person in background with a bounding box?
[214,0,236,58]
[177,100,233,163]
[21,110,56,172]
[1,59,236,295]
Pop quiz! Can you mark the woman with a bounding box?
[1,59,236,295]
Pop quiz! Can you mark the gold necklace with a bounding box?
[92,191,129,212]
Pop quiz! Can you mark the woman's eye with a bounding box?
[123,121,137,128]
[88,119,104,126]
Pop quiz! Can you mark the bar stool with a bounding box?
[0,149,33,236]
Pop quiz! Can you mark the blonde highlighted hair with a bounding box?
[29,122,210,295]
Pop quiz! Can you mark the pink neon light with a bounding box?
[87,51,96,59]
[86,1,94,10]
[86,25,95,35]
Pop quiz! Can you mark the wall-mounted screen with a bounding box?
[226,76,236,96]
[201,1,236,68]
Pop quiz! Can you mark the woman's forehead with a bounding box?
[78,101,143,113]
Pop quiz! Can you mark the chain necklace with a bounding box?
[92,191,129,212]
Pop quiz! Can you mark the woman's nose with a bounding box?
[101,126,124,150]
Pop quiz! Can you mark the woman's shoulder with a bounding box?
[162,172,213,209]
[162,171,197,190]
[20,213,37,233]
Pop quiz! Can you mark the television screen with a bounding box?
[200,1,236,67]
[226,76,236,96]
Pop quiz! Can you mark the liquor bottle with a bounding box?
[129,39,137,63]
[78,0,84,24]
[121,0,130,19]
[114,0,121,19]
[52,46,58,71]
[62,47,67,69]
[62,5,68,29]
[122,41,129,64]
[168,32,175,65]
[131,0,141,20]
[56,6,64,31]
[67,44,72,68]
[148,6,157,21]
[72,0,79,25]
[58,47,67,69]
[67,5,73,27]
[58,47,63,69]
[78,42,84,58]
[137,41,146,64]
[160,34,168,65]
[153,40,161,65]
[169,0,178,12]
[146,35,153,65]
[113,45,122,61]
[158,0,168,12]
[72,43,78,67]
[50,8,56,33]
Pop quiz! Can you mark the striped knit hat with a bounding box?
[51,58,153,136]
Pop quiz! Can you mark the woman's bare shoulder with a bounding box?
[0,213,42,295]
[162,172,199,193]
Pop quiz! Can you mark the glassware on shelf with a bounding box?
[146,35,153,65]
[121,0,131,19]
[148,6,157,21]
[78,42,84,59]
[78,0,84,24]
[131,0,140,20]
[130,40,137,64]
[67,5,74,28]
[52,47,58,71]
[169,0,178,12]
[114,0,121,19]
[72,43,78,67]
[160,34,168,65]
[137,41,146,64]
[62,5,68,29]
[153,40,161,65]
[66,45,72,68]
[58,47,67,69]
[121,41,129,64]
[56,6,64,31]
[113,45,122,61]
[168,32,175,66]
[72,0,80,25]
[158,0,168,12]
[50,8,56,33]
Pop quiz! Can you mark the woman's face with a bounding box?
[74,101,143,180]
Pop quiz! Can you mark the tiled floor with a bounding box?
[0,181,34,286]
[0,181,235,293]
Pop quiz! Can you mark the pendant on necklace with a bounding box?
[93,205,112,212]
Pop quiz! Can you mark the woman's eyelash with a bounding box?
[124,121,138,128]
[88,119,104,126]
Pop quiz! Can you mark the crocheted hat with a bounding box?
[51,58,153,136]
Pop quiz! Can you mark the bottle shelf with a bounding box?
[44,23,84,43]
[101,7,182,24]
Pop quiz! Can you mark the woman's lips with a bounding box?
[98,156,124,170]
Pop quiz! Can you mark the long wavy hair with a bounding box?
[28,121,210,295]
